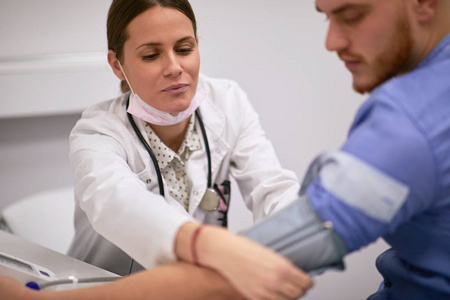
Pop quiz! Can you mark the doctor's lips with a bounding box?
[162,84,189,94]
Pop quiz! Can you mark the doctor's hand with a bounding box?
[175,223,314,300]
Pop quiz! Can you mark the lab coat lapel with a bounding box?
[187,97,230,215]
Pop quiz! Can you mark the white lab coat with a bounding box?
[67,74,300,275]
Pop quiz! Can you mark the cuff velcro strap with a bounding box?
[242,195,348,275]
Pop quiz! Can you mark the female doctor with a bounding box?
[66,0,309,299]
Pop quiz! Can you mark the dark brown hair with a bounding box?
[107,0,197,93]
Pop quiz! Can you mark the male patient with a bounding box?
[245,0,450,299]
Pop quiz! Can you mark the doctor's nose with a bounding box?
[325,22,349,52]
[163,54,183,77]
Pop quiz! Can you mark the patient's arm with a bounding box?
[0,262,243,300]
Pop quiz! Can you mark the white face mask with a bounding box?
[127,87,206,126]
[118,61,205,126]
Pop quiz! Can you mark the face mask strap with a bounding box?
[116,55,136,95]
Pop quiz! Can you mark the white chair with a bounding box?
[0,187,75,254]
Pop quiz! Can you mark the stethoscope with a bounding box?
[126,97,231,274]
[126,97,226,213]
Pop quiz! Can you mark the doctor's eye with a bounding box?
[176,48,194,55]
[142,54,159,61]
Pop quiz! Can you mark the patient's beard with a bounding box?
[354,13,414,94]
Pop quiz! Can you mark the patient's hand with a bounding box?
[0,276,42,300]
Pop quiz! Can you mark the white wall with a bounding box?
[0,0,388,299]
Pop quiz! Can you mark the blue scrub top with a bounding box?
[309,34,450,299]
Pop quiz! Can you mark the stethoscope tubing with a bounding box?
[194,109,213,188]
[126,107,166,197]
[126,98,213,196]
[125,97,216,275]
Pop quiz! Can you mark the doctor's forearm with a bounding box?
[174,222,313,300]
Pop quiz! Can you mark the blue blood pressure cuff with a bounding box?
[242,194,348,275]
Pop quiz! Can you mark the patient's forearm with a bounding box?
[0,262,242,300]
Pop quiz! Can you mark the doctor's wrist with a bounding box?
[174,222,234,271]
[192,225,237,271]
[189,224,228,268]
[174,221,213,266]
[174,221,199,263]
[191,223,206,266]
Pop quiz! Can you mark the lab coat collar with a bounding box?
[119,91,230,216]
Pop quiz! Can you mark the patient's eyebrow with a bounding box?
[316,3,370,15]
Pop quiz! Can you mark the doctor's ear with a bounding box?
[107,50,126,81]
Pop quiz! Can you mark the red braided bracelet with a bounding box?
[191,224,206,266]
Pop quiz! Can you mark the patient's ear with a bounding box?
[107,50,126,81]
[412,0,438,23]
